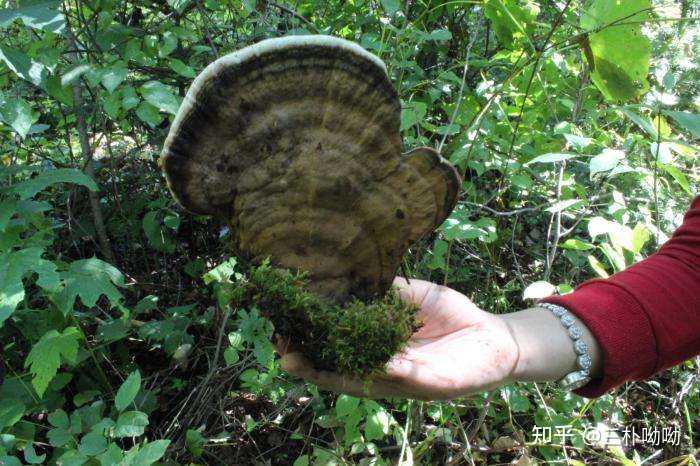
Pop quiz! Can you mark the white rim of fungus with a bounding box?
[163,35,388,156]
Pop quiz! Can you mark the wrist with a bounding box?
[501,308,602,384]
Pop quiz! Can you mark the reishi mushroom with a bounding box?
[160,35,461,373]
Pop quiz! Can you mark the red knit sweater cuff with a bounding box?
[541,281,658,398]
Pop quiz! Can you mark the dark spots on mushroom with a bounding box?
[395,209,405,219]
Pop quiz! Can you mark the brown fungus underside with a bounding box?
[160,35,461,375]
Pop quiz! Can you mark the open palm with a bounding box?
[278,277,519,400]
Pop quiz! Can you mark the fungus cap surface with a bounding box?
[161,35,461,301]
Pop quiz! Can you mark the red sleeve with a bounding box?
[542,196,700,398]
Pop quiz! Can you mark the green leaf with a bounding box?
[101,66,128,93]
[169,58,196,78]
[589,149,624,177]
[621,107,658,139]
[61,64,91,87]
[97,444,124,466]
[140,81,181,115]
[23,442,46,464]
[380,0,401,16]
[186,429,205,457]
[9,168,97,200]
[588,255,609,278]
[113,411,149,438]
[53,258,125,315]
[335,395,360,418]
[525,153,576,165]
[0,247,59,325]
[0,45,48,87]
[364,408,391,441]
[0,1,64,33]
[0,96,36,138]
[48,409,70,429]
[484,0,536,47]
[24,327,81,397]
[135,101,163,126]
[203,258,237,284]
[664,111,700,139]
[223,347,240,365]
[115,370,141,412]
[400,101,427,131]
[78,432,108,456]
[581,0,651,102]
[0,399,25,428]
[561,238,594,251]
[132,439,170,465]
[142,210,175,253]
[429,29,452,41]
[657,162,692,195]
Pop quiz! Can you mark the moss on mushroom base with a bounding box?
[233,261,421,377]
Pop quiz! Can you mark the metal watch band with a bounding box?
[539,302,592,391]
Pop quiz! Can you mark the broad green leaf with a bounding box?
[0,199,17,233]
[23,442,45,464]
[581,0,651,102]
[400,101,427,131]
[621,108,658,139]
[61,64,91,87]
[140,81,181,115]
[429,29,452,41]
[0,1,64,33]
[525,153,576,165]
[135,101,163,126]
[589,148,624,177]
[97,444,124,466]
[335,395,360,418]
[142,210,175,253]
[364,408,391,441]
[203,258,237,284]
[53,258,125,315]
[132,440,170,465]
[561,238,594,251]
[9,168,97,200]
[48,409,70,429]
[0,45,48,87]
[115,370,141,412]
[380,0,401,16]
[484,0,536,47]
[78,432,107,456]
[588,255,609,278]
[0,247,59,325]
[664,111,700,139]
[113,411,149,438]
[24,327,81,397]
[0,97,36,138]
[657,162,692,195]
[186,429,205,456]
[167,0,191,13]
[101,66,128,93]
[169,58,196,78]
[0,399,25,428]
[563,133,592,151]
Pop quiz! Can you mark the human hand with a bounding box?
[277,277,521,400]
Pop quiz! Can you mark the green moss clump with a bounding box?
[233,261,420,377]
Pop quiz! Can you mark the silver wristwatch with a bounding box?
[539,303,592,391]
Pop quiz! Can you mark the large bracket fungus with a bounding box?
[161,35,461,374]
